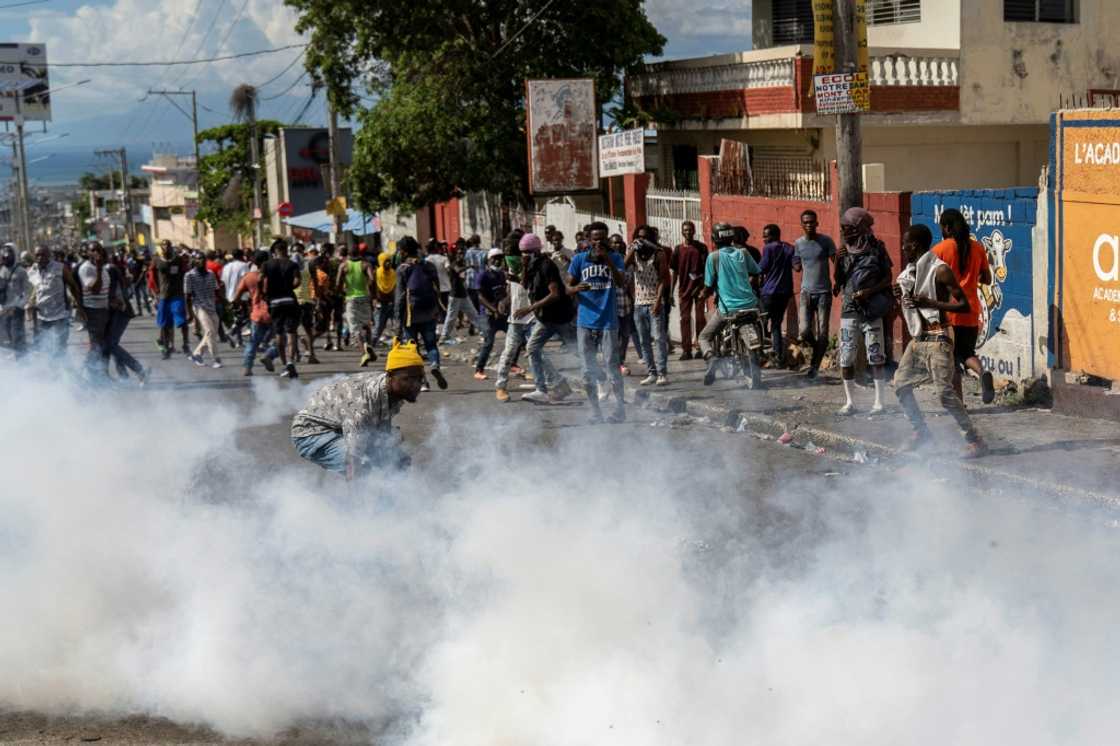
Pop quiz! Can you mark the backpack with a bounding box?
[405,260,438,313]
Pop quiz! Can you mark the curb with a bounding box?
[634,387,1120,510]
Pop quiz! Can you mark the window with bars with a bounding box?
[868,0,922,25]
[772,0,814,45]
[1004,0,1078,22]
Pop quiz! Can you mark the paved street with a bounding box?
[3,315,1120,744]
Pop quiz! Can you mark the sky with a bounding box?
[0,0,752,154]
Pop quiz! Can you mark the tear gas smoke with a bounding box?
[1,361,1118,744]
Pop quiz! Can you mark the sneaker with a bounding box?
[640,374,657,386]
[522,390,551,404]
[587,410,605,425]
[679,351,693,361]
[307,355,321,365]
[286,363,298,379]
[981,371,995,404]
[806,367,818,380]
[598,386,611,402]
[191,354,205,367]
[430,367,448,390]
[324,342,336,352]
[551,379,572,401]
[181,343,190,356]
[869,403,885,416]
[837,402,857,416]
[359,350,372,367]
[421,381,431,392]
[242,368,253,377]
[137,368,150,386]
[364,344,377,362]
[473,371,488,381]
[620,365,631,376]
[510,365,525,378]
[496,388,510,402]
[703,365,717,386]
[261,357,275,373]
[656,375,669,386]
[161,349,171,360]
[962,440,990,460]
[211,361,223,369]
[606,409,626,424]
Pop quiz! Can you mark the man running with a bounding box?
[834,207,893,416]
[793,209,837,379]
[398,236,447,390]
[473,248,508,380]
[78,243,114,379]
[627,229,670,385]
[894,224,989,458]
[516,232,575,404]
[670,220,708,360]
[698,223,762,386]
[567,221,628,423]
[290,339,426,480]
[184,252,224,369]
[261,239,301,379]
[221,249,251,349]
[933,207,996,404]
[27,245,82,358]
[233,250,280,376]
[336,243,377,366]
[0,245,30,356]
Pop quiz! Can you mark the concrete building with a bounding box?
[263,127,353,239]
[142,154,235,251]
[629,0,1109,192]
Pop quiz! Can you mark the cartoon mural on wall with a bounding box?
[911,189,1038,381]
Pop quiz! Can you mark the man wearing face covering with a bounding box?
[834,206,894,416]
[0,245,29,354]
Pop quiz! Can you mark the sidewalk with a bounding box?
[442,336,1120,505]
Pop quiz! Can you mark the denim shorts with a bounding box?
[157,297,187,329]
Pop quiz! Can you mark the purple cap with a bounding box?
[518,233,543,253]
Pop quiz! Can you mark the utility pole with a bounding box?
[326,100,348,249]
[95,147,134,247]
[147,89,203,241]
[13,96,32,251]
[833,0,864,211]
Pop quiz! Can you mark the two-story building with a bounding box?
[630,0,1113,192]
[142,154,236,251]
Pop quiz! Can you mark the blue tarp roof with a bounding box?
[283,208,379,235]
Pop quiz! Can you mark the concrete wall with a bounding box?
[378,206,418,250]
[867,0,960,50]
[655,123,1048,192]
[960,0,1120,125]
[911,186,1040,382]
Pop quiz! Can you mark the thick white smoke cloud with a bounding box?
[1,359,1118,744]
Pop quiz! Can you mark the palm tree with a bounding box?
[230,83,263,247]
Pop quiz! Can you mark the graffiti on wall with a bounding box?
[913,189,1038,380]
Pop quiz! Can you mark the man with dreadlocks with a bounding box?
[933,208,995,405]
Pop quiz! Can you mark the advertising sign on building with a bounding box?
[1052,109,1120,381]
[813,72,870,114]
[0,43,50,121]
[280,127,353,218]
[598,128,645,178]
[526,78,598,194]
[811,0,867,76]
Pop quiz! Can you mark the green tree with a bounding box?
[285,0,665,211]
[195,120,283,234]
[78,171,146,191]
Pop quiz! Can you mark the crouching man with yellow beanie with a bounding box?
[290,339,427,480]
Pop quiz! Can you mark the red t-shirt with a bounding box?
[932,237,989,327]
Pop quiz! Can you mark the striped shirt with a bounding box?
[184,268,219,312]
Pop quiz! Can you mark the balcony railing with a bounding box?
[630,47,959,99]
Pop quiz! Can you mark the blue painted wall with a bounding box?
[911,188,1039,380]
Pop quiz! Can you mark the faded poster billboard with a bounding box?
[280,127,353,218]
[526,78,598,194]
[0,43,50,121]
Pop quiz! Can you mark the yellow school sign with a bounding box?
[1052,109,1120,380]
[812,0,868,76]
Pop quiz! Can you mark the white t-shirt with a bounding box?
[78,261,111,309]
[507,280,531,325]
[221,259,250,302]
[426,254,451,293]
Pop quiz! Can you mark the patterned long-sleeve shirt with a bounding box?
[290,372,402,458]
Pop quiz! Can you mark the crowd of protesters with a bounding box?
[2,202,994,463]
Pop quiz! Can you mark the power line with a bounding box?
[214,0,251,54]
[173,0,231,89]
[257,49,306,90]
[52,43,309,68]
[0,0,51,8]
[262,70,309,101]
[490,0,559,60]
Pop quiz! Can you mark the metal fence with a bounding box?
[646,188,702,245]
[713,155,831,202]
